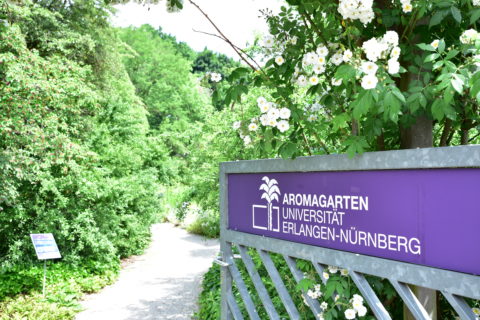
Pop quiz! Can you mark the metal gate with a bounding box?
[217,146,480,319]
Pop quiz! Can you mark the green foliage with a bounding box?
[0,2,168,317]
[194,263,221,319]
[157,26,196,61]
[217,0,480,157]
[194,49,240,111]
[0,261,118,319]
[0,0,160,284]
[0,294,76,320]
[196,253,403,319]
[118,24,211,129]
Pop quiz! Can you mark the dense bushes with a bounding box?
[0,3,232,317]
[0,2,161,269]
[0,5,166,316]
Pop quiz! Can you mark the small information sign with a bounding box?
[30,233,61,260]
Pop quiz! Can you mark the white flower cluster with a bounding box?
[240,134,251,146]
[338,0,375,24]
[275,56,285,65]
[295,43,349,87]
[261,34,297,58]
[303,102,324,122]
[262,35,275,48]
[472,307,480,318]
[327,265,349,276]
[460,29,480,44]
[232,121,252,146]
[307,283,322,299]
[474,0,480,6]
[399,0,413,13]
[360,31,401,89]
[257,97,291,132]
[208,72,222,82]
[345,294,368,319]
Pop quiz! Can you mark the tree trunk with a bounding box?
[400,115,433,149]
[400,116,437,320]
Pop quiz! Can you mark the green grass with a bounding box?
[0,261,119,319]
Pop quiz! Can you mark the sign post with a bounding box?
[30,233,61,296]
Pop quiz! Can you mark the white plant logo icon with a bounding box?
[259,176,280,231]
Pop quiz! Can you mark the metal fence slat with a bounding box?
[258,249,301,320]
[227,291,245,320]
[223,229,480,300]
[442,291,477,320]
[238,245,281,320]
[221,245,233,320]
[390,281,430,320]
[312,262,328,285]
[225,243,261,320]
[283,255,324,319]
[349,270,392,320]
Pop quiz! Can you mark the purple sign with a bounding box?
[228,169,480,276]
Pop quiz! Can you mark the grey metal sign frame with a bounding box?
[218,145,480,320]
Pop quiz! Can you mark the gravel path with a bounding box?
[75,223,219,320]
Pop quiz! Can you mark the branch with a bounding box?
[469,132,480,142]
[192,29,264,71]
[299,11,328,46]
[300,15,316,46]
[312,132,330,154]
[439,118,452,146]
[302,132,313,156]
[188,0,258,71]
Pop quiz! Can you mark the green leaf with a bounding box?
[424,53,440,63]
[445,103,457,120]
[391,87,406,103]
[438,39,446,53]
[432,61,444,70]
[444,84,454,104]
[419,94,427,108]
[331,308,338,317]
[332,113,350,131]
[409,86,423,93]
[451,75,464,94]
[450,7,462,23]
[470,76,480,98]
[279,142,297,159]
[423,72,432,84]
[324,281,336,298]
[336,282,344,294]
[334,64,356,81]
[384,91,402,123]
[352,90,374,120]
[416,43,436,52]
[470,9,480,25]
[407,92,421,112]
[431,99,446,121]
[296,278,314,292]
[445,49,459,60]
[345,136,369,158]
[429,10,448,28]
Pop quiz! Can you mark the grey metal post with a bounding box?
[43,260,46,297]
[220,165,233,320]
